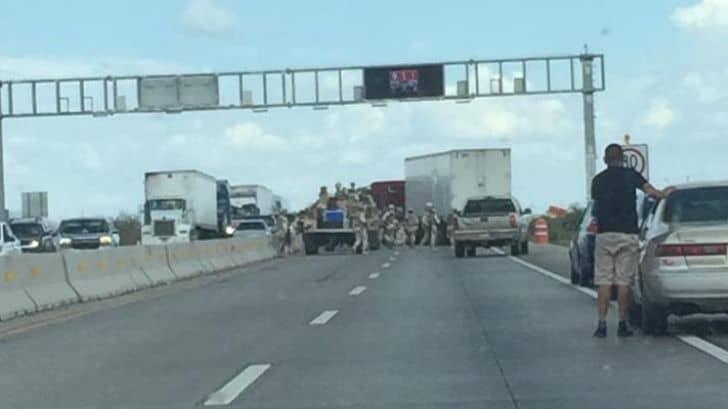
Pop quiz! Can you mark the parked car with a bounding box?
[0,222,22,256]
[234,219,272,239]
[568,201,597,287]
[630,181,728,335]
[55,218,119,250]
[9,218,56,253]
[452,196,530,257]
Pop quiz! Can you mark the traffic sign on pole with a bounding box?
[622,144,649,180]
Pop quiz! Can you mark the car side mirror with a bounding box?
[522,208,532,215]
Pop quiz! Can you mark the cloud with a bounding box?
[673,0,728,31]
[180,0,239,36]
[224,122,288,150]
[0,56,191,79]
[642,99,677,128]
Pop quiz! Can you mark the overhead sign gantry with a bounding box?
[0,53,605,219]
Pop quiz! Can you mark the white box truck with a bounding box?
[141,170,219,244]
[230,185,276,226]
[405,148,512,217]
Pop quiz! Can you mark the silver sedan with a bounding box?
[631,180,728,335]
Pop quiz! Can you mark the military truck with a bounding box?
[302,196,356,255]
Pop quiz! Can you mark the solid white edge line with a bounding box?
[506,251,728,366]
[309,310,338,325]
[349,286,367,296]
[678,336,728,365]
[203,364,271,406]
[368,273,380,279]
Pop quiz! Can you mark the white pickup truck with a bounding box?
[452,196,531,257]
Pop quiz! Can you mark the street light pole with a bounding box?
[581,54,596,202]
[0,115,6,221]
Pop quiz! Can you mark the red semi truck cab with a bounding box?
[370,180,405,210]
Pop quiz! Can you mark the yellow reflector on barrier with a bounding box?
[30,267,42,277]
[4,271,17,283]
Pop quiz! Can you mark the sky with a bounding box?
[0,0,727,219]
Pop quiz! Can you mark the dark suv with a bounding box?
[9,218,56,253]
[55,218,118,250]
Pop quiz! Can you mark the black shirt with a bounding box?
[591,166,647,234]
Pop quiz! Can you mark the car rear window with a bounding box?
[463,198,516,216]
[663,187,728,223]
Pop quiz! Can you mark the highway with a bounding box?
[2,245,728,409]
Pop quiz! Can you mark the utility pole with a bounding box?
[0,81,5,221]
[581,54,596,202]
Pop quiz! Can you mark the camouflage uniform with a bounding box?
[275,213,290,256]
[421,205,440,249]
[350,201,369,254]
[405,209,419,247]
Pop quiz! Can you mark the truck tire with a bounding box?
[467,247,476,257]
[520,240,529,255]
[510,242,521,256]
[455,242,465,258]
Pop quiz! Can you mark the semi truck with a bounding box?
[141,170,228,244]
[230,184,277,228]
[405,149,512,243]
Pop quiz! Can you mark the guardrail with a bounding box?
[0,237,276,321]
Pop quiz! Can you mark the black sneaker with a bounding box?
[618,321,634,337]
[593,322,607,338]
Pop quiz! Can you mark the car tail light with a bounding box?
[509,213,517,228]
[586,218,598,235]
[657,243,727,257]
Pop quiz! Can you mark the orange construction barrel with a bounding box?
[533,218,549,244]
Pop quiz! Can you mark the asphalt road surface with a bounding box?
[1,245,728,409]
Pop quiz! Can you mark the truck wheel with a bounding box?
[190,228,200,241]
[510,242,521,256]
[641,301,668,336]
[520,240,529,255]
[467,247,476,257]
[455,242,465,258]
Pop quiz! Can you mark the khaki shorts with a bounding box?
[594,233,640,286]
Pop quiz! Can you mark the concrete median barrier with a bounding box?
[6,253,79,311]
[0,256,38,320]
[112,247,152,289]
[139,245,176,284]
[64,249,139,301]
[166,242,205,279]
[230,239,250,266]
[192,241,216,274]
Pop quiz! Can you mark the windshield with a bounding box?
[237,222,266,231]
[463,198,516,215]
[149,199,186,211]
[663,187,728,223]
[10,223,43,236]
[59,219,109,234]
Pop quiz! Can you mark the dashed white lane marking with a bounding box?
[394,251,400,256]
[203,364,271,406]
[381,263,391,269]
[349,286,367,296]
[389,256,396,261]
[507,252,728,366]
[368,273,380,279]
[309,310,338,325]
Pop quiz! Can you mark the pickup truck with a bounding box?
[452,196,531,257]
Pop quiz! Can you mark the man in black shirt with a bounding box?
[591,144,671,337]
